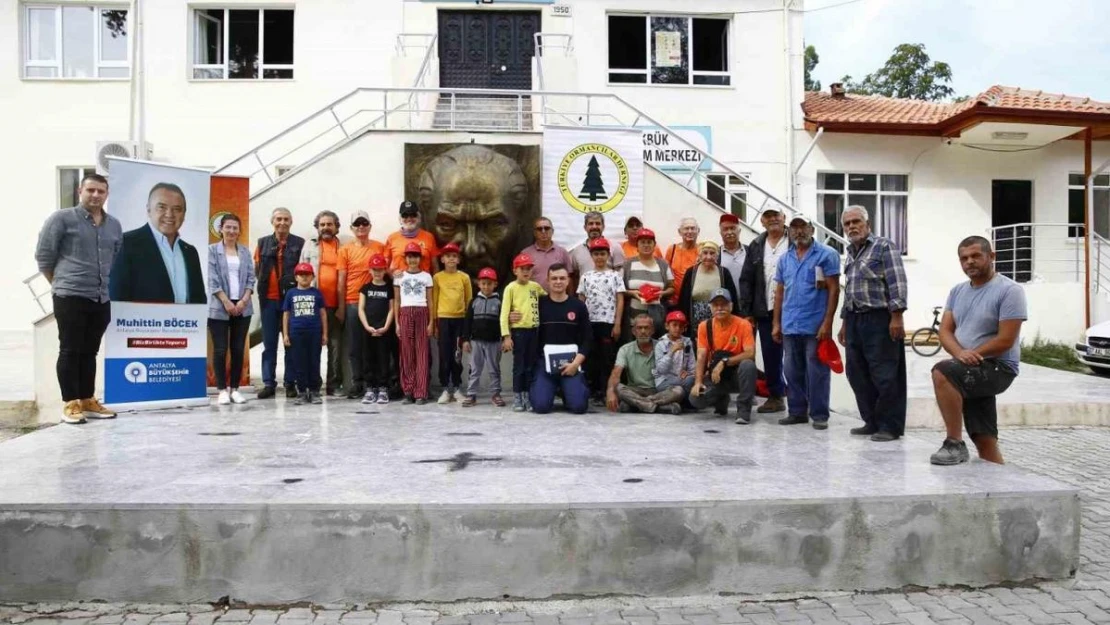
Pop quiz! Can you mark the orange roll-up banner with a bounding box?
[207,175,252,388]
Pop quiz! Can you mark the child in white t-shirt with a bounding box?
[394,242,435,404]
[577,237,624,403]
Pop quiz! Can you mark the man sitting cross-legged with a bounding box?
[606,314,685,414]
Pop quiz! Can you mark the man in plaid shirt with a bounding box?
[837,205,909,442]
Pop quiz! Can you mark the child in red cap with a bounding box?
[357,254,395,404]
[500,253,546,411]
[461,267,504,407]
[282,263,328,405]
[394,242,435,404]
[433,242,472,403]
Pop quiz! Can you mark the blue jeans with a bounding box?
[756,317,786,397]
[529,359,590,414]
[260,298,293,388]
[783,334,830,421]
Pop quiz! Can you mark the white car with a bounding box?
[1076,319,1110,377]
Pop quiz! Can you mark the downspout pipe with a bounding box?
[783,0,796,206]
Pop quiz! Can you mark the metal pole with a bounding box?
[136,0,145,153]
[1085,128,1093,328]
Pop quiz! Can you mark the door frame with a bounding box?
[991,179,1035,283]
[436,8,541,91]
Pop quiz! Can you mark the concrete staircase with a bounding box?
[432,95,534,131]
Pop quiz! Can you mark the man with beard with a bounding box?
[605,314,684,414]
[772,216,840,430]
[838,205,908,442]
[386,201,440,277]
[254,207,305,399]
[929,236,1026,466]
[300,210,349,395]
[569,211,625,292]
[738,207,789,414]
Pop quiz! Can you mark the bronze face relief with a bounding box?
[407,144,540,279]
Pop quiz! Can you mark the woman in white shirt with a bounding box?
[207,214,256,405]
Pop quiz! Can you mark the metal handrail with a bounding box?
[988,223,1087,283]
[395,33,436,56]
[1094,233,1110,293]
[23,272,52,317]
[534,32,573,57]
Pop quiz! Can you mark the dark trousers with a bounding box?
[53,295,111,402]
[289,329,322,393]
[324,307,346,391]
[530,360,590,414]
[438,317,464,389]
[260,298,293,388]
[756,317,786,397]
[345,303,367,390]
[208,311,251,390]
[511,328,539,393]
[365,334,391,389]
[586,322,616,397]
[845,309,907,436]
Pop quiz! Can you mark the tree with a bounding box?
[804,44,821,92]
[842,43,955,101]
[578,156,608,202]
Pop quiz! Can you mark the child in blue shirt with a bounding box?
[283,263,328,405]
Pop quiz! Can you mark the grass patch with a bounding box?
[1021,337,1088,373]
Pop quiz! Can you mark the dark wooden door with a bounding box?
[438,11,539,91]
[992,180,1033,283]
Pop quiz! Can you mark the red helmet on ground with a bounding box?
[588,237,611,251]
[478,267,498,281]
[665,310,688,325]
[513,253,535,269]
[403,242,422,255]
[368,254,388,269]
[440,242,461,255]
[294,262,314,276]
[817,337,844,374]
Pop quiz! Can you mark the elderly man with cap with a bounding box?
[386,200,440,277]
[337,210,386,399]
[520,216,571,292]
[718,213,746,294]
[738,207,789,413]
[569,210,625,293]
[620,216,662,261]
[690,287,758,423]
[605,313,684,414]
[772,215,841,430]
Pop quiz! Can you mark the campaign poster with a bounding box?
[104,158,211,409]
[207,175,251,389]
[542,126,644,249]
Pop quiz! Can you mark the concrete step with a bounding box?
[432,95,534,131]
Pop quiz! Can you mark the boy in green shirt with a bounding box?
[500,253,546,411]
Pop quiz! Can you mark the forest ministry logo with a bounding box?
[557,143,629,213]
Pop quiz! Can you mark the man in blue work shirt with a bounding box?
[772,215,841,430]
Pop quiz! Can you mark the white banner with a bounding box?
[542,126,643,249]
[104,158,211,409]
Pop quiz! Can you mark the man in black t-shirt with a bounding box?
[530,263,593,414]
[356,254,395,404]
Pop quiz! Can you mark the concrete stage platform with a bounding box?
[0,400,1080,604]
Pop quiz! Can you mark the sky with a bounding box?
[803,0,1110,101]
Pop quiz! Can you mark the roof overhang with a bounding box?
[941,108,1110,139]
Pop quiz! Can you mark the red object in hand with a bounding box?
[639,283,662,303]
[817,337,844,374]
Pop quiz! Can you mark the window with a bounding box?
[24,5,129,79]
[192,8,294,80]
[607,14,730,86]
[707,173,750,222]
[817,173,909,254]
[58,167,98,209]
[1067,174,1110,238]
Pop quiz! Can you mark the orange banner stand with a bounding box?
[207,175,252,389]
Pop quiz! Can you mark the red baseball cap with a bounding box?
[665,310,688,325]
[478,267,498,281]
[636,228,656,241]
[513,253,534,268]
[817,338,844,374]
[368,254,388,269]
[719,213,741,226]
[440,242,461,255]
[588,237,611,251]
[403,242,422,255]
[294,262,314,275]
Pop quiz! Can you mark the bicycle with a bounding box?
[910,306,943,357]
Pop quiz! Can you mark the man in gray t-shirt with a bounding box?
[929,236,1027,467]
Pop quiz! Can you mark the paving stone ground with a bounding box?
[3,426,1110,625]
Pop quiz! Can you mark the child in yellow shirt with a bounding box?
[432,243,473,403]
[500,253,546,411]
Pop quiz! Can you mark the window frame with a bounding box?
[1067,173,1110,239]
[817,172,910,255]
[606,12,732,88]
[707,173,751,222]
[57,166,98,210]
[23,4,131,80]
[189,7,296,81]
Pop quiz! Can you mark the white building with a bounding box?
[4,0,1110,345]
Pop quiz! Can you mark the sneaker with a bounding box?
[309,391,323,405]
[81,398,117,419]
[870,432,899,442]
[403,395,416,405]
[522,391,532,411]
[666,403,683,415]
[778,414,809,425]
[377,391,390,404]
[293,394,305,406]
[491,394,506,407]
[257,386,276,400]
[713,396,729,417]
[757,396,785,413]
[461,395,477,407]
[851,425,878,436]
[346,386,365,400]
[734,408,751,425]
[930,438,970,465]
[362,389,377,405]
[437,390,452,404]
[286,386,298,399]
[415,397,428,405]
[217,390,231,406]
[62,400,86,424]
[512,393,526,412]
[812,420,829,431]
[230,390,247,404]
[452,389,466,403]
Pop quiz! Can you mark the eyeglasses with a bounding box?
[535,226,553,232]
[352,220,370,227]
